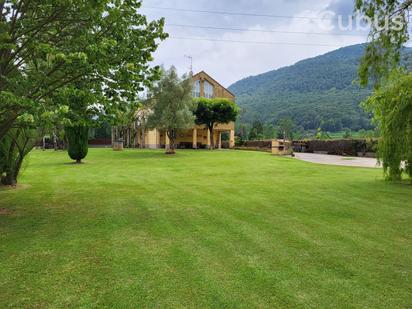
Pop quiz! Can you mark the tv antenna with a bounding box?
[184,55,193,74]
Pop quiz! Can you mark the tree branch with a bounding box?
[33,73,86,102]
[9,0,24,37]
[0,0,6,17]
[26,61,68,98]
[5,7,66,69]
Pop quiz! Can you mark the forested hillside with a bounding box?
[229,44,412,132]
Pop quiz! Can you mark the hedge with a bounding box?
[293,139,378,157]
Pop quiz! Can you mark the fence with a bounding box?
[292,139,378,157]
[88,138,112,146]
[235,140,273,152]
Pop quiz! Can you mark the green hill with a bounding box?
[229,44,412,132]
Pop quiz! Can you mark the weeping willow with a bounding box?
[364,71,412,181]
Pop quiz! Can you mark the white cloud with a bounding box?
[141,0,367,87]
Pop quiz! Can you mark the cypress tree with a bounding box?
[65,126,89,164]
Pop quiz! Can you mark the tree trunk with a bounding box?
[141,125,145,149]
[1,154,22,187]
[2,131,18,186]
[1,172,17,186]
[4,153,24,186]
[127,127,131,148]
[53,130,58,151]
[209,125,215,150]
[166,129,176,154]
[63,135,68,150]
[0,112,18,142]
[169,138,176,154]
[76,158,81,164]
[1,129,35,186]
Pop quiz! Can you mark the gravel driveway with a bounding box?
[293,153,380,168]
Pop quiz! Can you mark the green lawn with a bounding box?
[1,149,411,308]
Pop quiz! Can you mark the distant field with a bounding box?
[0,149,411,308]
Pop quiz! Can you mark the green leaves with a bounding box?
[193,97,238,149]
[65,125,89,163]
[1,0,167,180]
[0,0,167,138]
[356,0,411,87]
[148,67,195,132]
[194,97,238,128]
[363,70,412,180]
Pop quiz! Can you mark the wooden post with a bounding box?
[206,129,211,149]
[192,128,197,149]
[229,130,235,148]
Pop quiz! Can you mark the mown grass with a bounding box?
[0,149,411,308]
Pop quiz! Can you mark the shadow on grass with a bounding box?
[0,207,15,216]
[0,184,31,192]
[62,162,87,165]
[389,179,412,186]
[117,149,193,160]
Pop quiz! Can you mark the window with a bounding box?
[204,80,214,99]
[192,80,200,98]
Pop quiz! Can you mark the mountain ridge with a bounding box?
[229,44,412,132]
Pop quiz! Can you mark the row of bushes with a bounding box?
[293,139,378,157]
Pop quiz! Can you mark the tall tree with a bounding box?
[60,80,103,163]
[194,98,238,149]
[0,1,166,140]
[147,67,194,154]
[236,123,249,141]
[249,120,264,140]
[0,0,167,183]
[356,0,412,86]
[277,118,295,140]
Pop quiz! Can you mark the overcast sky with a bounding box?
[140,0,409,87]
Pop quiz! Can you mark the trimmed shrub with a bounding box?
[65,126,89,163]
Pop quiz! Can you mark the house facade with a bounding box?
[117,71,236,149]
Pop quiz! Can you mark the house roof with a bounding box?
[192,71,236,98]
